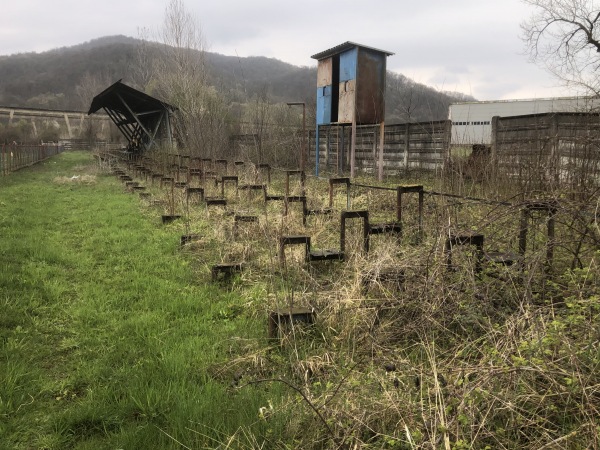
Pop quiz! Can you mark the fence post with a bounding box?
[372,127,378,175]
[350,118,357,178]
[403,123,410,171]
[378,121,385,182]
[444,119,452,168]
[491,116,499,184]
[549,114,560,188]
[339,126,345,175]
[326,127,330,170]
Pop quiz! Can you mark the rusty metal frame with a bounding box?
[233,215,259,237]
[284,196,307,225]
[186,187,205,202]
[279,235,311,265]
[397,185,424,239]
[188,168,202,184]
[285,170,305,196]
[215,159,228,176]
[518,200,557,273]
[238,184,266,202]
[211,263,243,282]
[218,176,239,198]
[329,177,351,209]
[444,232,485,273]
[268,307,315,339]
[340,210,370,254]
[201,158,213,172]
[257,163,271,184]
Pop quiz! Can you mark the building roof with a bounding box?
[87,80,175,117]
[450,95,600,107]
[87,80,176,152]
[311,41,394,60]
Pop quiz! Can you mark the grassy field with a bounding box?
[2,151,600,449]
[0,152,286,449]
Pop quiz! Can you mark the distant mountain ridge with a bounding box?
[0,35,475,122]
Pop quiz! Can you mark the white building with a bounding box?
[449,96,600,146]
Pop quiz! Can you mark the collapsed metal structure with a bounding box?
[88,80,176,154]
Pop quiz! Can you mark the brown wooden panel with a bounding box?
[338,79,356,123]
[317,58,332,87]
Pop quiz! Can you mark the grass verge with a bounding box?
[0,152,285,449]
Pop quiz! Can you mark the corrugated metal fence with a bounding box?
[1,143,64,175]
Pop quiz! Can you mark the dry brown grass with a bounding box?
[117,156,600,449]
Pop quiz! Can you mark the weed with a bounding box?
[3,150,600,448]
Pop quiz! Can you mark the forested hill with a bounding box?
[0,35,474,123]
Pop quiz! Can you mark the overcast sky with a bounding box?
[1,0,576,101]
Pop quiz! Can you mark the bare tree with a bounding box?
[76,71,111,110]
[245,86,271,163]
[239,91,300,167]
[131,27,156,93]
[521,0,600,95]
[142,0,230,158]
[75,71,114,144]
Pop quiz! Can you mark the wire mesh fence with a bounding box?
[1,143,65,175]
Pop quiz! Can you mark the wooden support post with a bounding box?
[350,119,357,178]
[396,186,402,223]
[326,127,330,169]
[490,116,499,184]
[339,126,345,175]
[418,188,424,239]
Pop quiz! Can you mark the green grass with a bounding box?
[4,151,599,449]
[0,152,285,449]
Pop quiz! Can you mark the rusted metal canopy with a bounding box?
[88,80,176,153]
